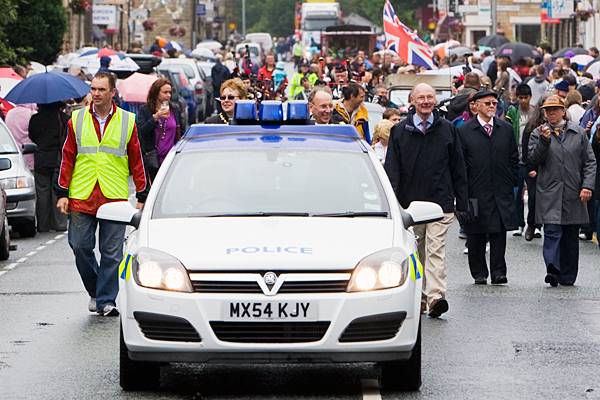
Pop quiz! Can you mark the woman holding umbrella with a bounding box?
[136,77,182,182]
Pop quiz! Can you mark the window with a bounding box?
[153,149,389,218]
[515,25,541,46]
[0,124,18,154]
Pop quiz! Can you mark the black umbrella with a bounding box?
[496,42,540,64]
[477,34,509,48]
[552,47,588,58]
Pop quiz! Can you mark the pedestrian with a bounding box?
[331,82,371,143]
[135,77,182,182]
[494,58,511,105]
[521,95,548,241]
[5,103,36,170]
[290,62,309,99]
[257,53,276,82]
[211,54,232,113]
[56,72,147,316]
[204,78,248,124]
[294,76,312,101]
[28,102,69,233]
[592,127,600,247]
[528,95,596,286]
[385,83,468,318]
[372,84,398,109]
[505,84,535,237]
[459,90,519,285]
[382,108,402,124]
[372,119,394,163]
[527,65,550,106]
[308,86,333,125]
[565,90,585,124]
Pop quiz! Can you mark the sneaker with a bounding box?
[463,247,468,254]
[485,243,490,253]
[579,232,593,241]
[534,228,542,238]
[88,297,96,313]
[512,227,523,237]
[99,304,119,317]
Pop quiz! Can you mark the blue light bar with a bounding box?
[233,100,257,124]
[286,100,310,124]
[258,100,284,123]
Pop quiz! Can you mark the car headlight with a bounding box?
[0,176,34,190]
[133,247,193,293]
[347,248,410,292]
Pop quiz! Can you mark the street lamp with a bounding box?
[242,0,246,36]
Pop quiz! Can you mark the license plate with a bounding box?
[224,302,316,321]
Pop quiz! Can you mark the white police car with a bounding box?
[97,100,443,391]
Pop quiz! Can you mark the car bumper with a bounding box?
[6,188,35,219]
[119,278,421,364]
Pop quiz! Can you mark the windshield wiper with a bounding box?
[201,212,310,217]
[311,211,389,218]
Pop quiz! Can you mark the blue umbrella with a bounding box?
[4,71,90,104]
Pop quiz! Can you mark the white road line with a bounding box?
[361,379,382,400]
[4,263,17,270]
[36,246,46,251]
[0,271,6,277]
[16,257,27,263]
[46,240,56,245]
[26,251,36,257]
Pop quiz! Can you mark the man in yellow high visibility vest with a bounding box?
[56,72,147,317]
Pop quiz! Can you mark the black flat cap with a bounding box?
[471,90,499,102]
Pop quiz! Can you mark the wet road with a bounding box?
[0,224,599,399]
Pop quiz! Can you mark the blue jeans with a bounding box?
[542,224,580,285]
[68,212,125,310]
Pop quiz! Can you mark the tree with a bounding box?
[339,0,419,28]
[0,0,18,65]
[7,0,66,65]
[234,0,296,37]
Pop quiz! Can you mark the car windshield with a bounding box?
[0,124,18,154]
[153,149,389,218]
[304,18,337,31]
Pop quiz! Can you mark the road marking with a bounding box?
[26,251,36,257]
[46,240,56,245]
[4,263,17,270]
[36,246,46,251]
[361,379,382,400]
[16,257,27,263]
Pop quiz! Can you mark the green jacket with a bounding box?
[505,105,521,144]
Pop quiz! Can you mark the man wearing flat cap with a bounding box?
[528,95,596,287]
[554,80,570,99]
[458,90,519,285]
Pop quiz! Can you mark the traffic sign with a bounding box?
[196,4,206,16]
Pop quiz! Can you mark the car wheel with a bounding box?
[16,218,36,238]
[120,322,161,391]
[0,217,10,261]
[380,321,421,391]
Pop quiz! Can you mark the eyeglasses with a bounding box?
[479,100,498,107]
[219,95,238,101]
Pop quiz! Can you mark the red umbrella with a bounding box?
[97,48,116,58]
[0,67,23,80]
[117,72,158,103]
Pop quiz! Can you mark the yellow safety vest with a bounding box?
[69,107,134,200]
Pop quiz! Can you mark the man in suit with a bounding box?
[458,90,519,285]
[385,83,469,318]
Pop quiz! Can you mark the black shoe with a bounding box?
[524,225,535,241]
[491,276,508,285]
[559,281,574,286]
[428,298,448,318]
[474,278,487,285]
[544,273,559,287]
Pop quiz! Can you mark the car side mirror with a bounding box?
[22,143,38,155]
[401,201,444,229]
[0,158,11,171]
[97,201,141,229]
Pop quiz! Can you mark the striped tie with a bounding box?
[484,124,493,137]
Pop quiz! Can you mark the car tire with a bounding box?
[380,321,421,391]
[16,218,36,238]
[120,322,161,391]
[0,217,10,261]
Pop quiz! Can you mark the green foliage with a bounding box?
[340,0,418,28]
[6,0,67,65]
[0,0,18,65]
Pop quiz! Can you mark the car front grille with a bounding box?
[210,321,330,343]
[338,312,407,343]
[134,311,201,342]
[191,280,348,293]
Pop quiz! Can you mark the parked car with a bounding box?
[0,158,11,259]
[159,58,209,122]
[157,68,190,131]
[245,32,273,53]
[126,54,163,74]
[196,60,215,117]
[0,119,36,237]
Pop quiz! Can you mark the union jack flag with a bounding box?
[383,0,435,70]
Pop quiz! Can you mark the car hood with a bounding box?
[147,217,395,271]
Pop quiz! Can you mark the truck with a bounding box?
[301,1,341,49]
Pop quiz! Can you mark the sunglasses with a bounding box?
[479,100,498,107]
[219,95,238,101]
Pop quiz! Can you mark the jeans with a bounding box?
[542,224,580,285]
[68,211,125,310]
[525,173,541,228]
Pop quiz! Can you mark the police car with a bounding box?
[97,100,443,391]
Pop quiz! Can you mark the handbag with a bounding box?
[143,149,159,172]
